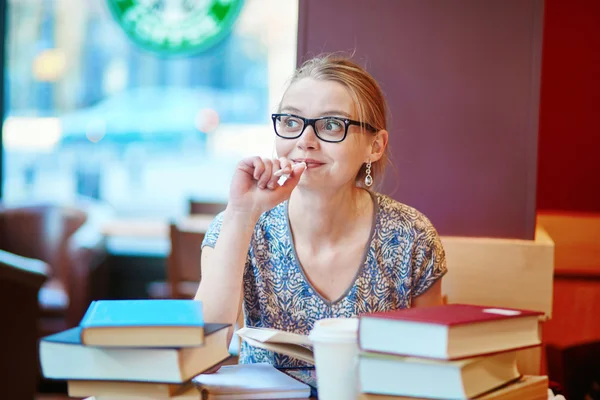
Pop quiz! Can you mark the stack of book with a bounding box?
[357,304,548,400]
[76,363,312,400]
[39,299,232,399]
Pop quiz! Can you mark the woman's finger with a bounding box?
[250,157,265,180]
[256,158,273,189]
[267,159,282,189]
[274,157,293,177]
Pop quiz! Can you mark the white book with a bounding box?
[359,350,522,400]
[193,363,311,399]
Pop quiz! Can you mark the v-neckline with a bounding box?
[284,191,380,306]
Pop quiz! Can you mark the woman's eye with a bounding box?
[283,118,300,128]
[324,119,343,131]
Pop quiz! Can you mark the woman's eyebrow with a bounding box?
[279,107,353,118]
[321,110,352,118]
[280,106,302,114]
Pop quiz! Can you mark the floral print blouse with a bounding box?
[202,191,447,367]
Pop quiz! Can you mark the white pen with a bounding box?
[275,162,307,186]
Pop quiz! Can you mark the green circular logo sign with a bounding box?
[106,0,244,56]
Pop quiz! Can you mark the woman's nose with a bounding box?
[297,124,320,150]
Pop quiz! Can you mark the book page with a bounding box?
[242,337,315,364]
[236,327,312,347]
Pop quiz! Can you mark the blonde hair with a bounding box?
[283,54,389,188]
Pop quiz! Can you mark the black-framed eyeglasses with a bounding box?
[271,113,377,143]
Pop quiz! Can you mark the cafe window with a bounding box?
[2,0,298,218]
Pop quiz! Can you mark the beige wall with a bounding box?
[440,228,555,375]
[441,228,554,318]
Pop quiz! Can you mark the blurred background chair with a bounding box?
[148,198,223,299]
[0,200,112,337]
[546,341,600,400]
[0,250,48,400]
[147,221,204,299]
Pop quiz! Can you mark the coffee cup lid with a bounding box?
[308,317,358,343]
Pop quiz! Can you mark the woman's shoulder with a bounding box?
[373,192,439,237]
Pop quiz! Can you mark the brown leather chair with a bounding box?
[148,198,223,299]
[0,201,111,337]
[0,250,48,400]
[147,221,204,299]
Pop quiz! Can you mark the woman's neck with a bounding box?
[288,185,373,249]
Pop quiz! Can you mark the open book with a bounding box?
[235,327,314,364]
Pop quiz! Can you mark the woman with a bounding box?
[195,55,447,367]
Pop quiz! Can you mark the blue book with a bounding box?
[40,324,231,383]
[80,299,205,347]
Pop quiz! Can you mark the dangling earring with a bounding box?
[364,161,373,187]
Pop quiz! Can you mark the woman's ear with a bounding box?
[369,130,388,161]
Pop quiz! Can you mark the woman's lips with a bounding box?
[293,159,324,168]
[304,163,323,169]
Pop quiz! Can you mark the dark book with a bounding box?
[359,304,542,360]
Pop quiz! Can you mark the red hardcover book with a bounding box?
[359,304,543,360]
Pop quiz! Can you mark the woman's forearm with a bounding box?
[194,208,259,327]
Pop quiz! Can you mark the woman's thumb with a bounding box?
[280,162,307,188]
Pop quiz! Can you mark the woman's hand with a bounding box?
[227,156,306,218]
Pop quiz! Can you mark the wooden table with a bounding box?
[101,214,215,239]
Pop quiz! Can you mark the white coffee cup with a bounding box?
[309,318,360,400]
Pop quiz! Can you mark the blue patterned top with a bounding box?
[202,192,447,367]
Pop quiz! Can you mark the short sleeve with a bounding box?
[411,227,448,298]
[201,211,225,249]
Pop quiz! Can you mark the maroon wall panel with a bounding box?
[297,0,543,239]
[537,0,600,213]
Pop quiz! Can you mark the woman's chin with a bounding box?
[296,177,338,191]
